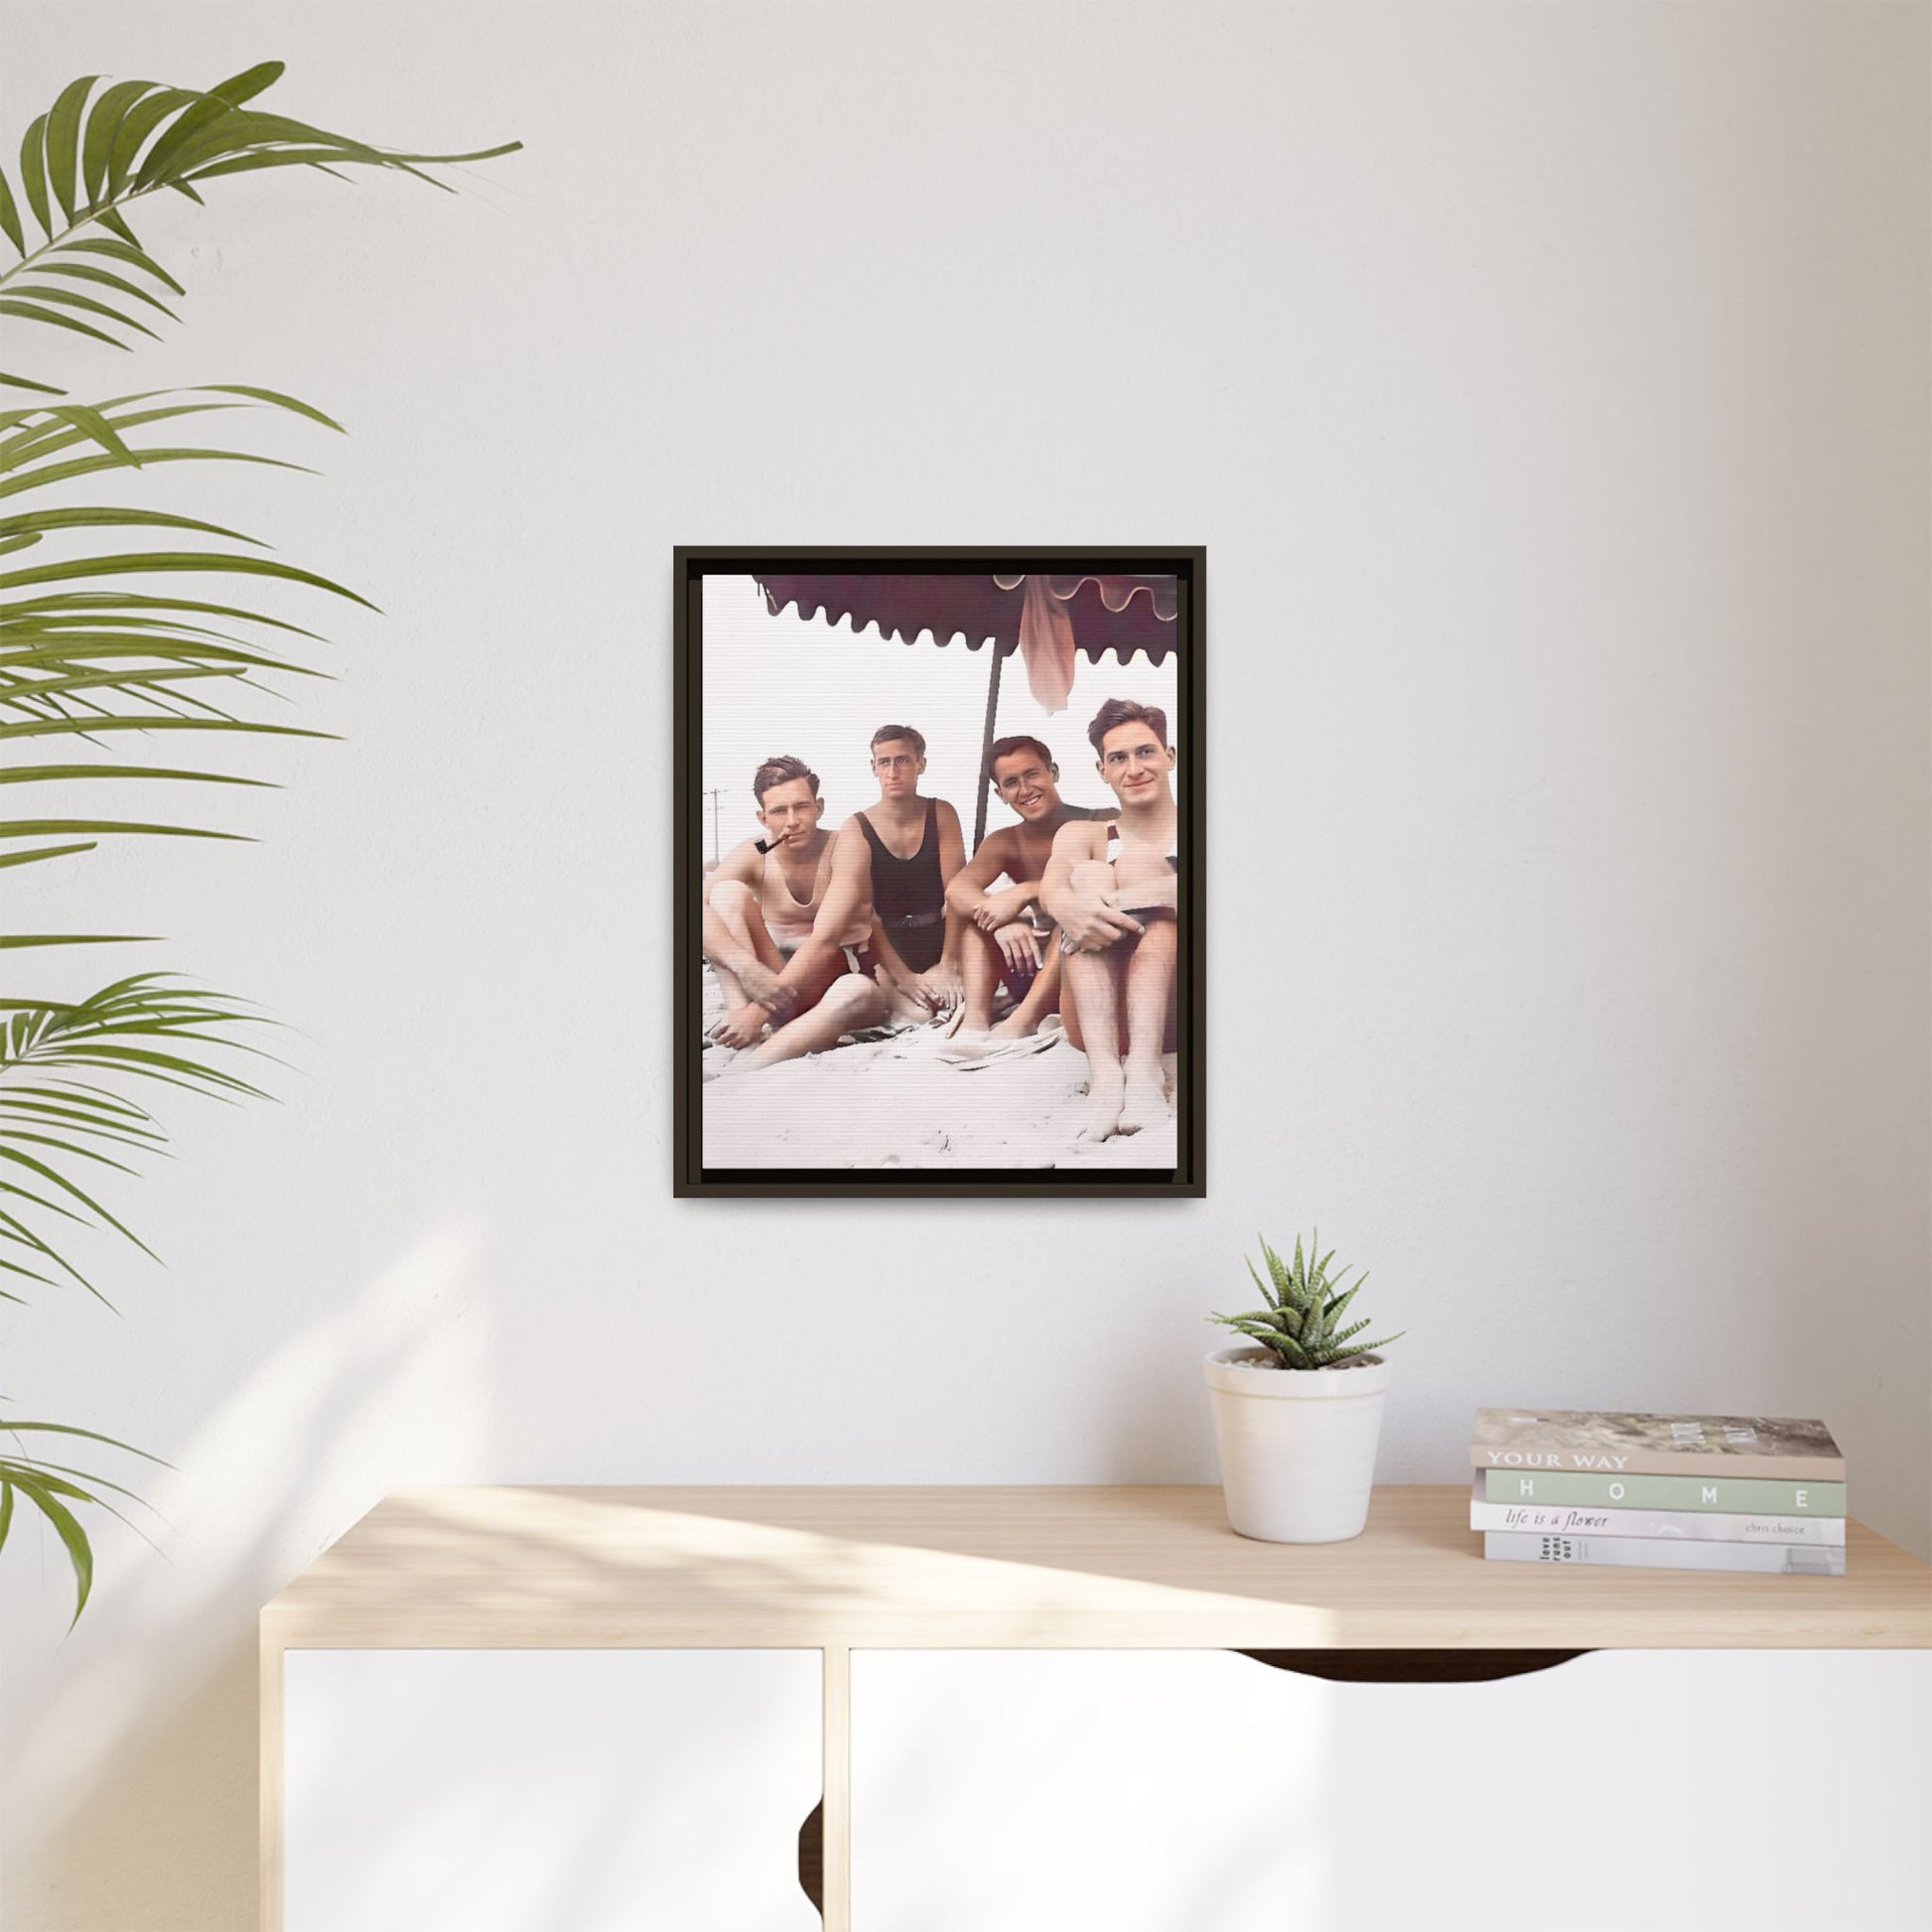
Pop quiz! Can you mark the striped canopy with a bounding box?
[754,573,1178,709]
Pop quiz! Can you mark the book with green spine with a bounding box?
[1481,1468,1846,1515]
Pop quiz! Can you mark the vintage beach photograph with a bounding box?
[674,553,1203,1194]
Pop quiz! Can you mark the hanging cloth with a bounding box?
[1017,572,1078,714]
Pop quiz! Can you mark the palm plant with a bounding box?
[0,62,515,1618]
[1210,1233,1405,1370]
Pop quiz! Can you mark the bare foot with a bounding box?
[1079,1062,1125,1140]
[990,1012,1035,1041]
[1119,1063,1170,1134]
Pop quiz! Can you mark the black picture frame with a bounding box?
[674,546,1205,1198]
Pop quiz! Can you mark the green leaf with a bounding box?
[0,168,25,255]
[8,1473,93,1623]
[1,665,262,710]
[0,1457,153,1512]
[0,504,260,543]
[1,372,65,398]
[44,75,100,227]
[208,62,287,106]
[0,550,377,609]
[0,1419,167,1460]
[59,237,185,296]
[2,1126,140,1176]
[0,842,96,870]
[196,384,344,432]
[1273,1331,1312,1368]
[0,1483,13,1552]
[0,447,317,502]
[80,80,157,207]
[105,88,199,199]
[0,818,247,843]
[37,260,181,320]
[0,301,126,350]
[187,149,386,184]
[135,96,245,190]
[96,207,141,248]
[1259,1235,1290,1302]
[4,282,159,341]
[0,1143,154,1254]
[18,116,53,240]
[1244,1253,1277,1311]
[0,714,328,746]
[0,933,155,948]
[0,1101,164,1150]
[0,762,276,788]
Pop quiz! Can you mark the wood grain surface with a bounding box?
[262,1484,1932,1651]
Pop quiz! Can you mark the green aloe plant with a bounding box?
[1210,1232,1404,1370]
[0,62,516,1619]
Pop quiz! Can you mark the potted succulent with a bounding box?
[1204,1234,1404,1544]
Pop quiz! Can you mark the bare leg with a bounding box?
[706,879,785,1011]
[1118,917,1176,1132]
[741,973,889,1072]
[992,942,1062,1038]
[962,924,1003,1033]
[1062,946,1128,1138]
[1060,860,1130,1136]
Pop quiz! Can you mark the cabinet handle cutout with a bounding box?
[797,1796,824,1917]
[1236,1648,1589,1684]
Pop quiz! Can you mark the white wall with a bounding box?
[4,3,1926,1926]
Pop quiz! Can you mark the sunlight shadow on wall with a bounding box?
[5,1221,489,1932]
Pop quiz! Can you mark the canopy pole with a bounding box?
[972,640,1006,852]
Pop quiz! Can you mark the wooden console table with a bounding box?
[260,1484,1932,1930]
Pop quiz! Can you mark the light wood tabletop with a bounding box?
[261,1483,1932,1651]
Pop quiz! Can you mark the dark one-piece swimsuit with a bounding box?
[858,800,946,973]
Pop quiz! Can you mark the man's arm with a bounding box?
[933,800,968,977]
[700,841,770,982]
[947,823,1047,933]
[946,825,1019,916]
[1041,820,1144,951]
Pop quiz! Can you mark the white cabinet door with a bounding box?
[851,1649,1931,1932]
[285,1648,821,1932]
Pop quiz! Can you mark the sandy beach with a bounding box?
[701,966,1177,1172]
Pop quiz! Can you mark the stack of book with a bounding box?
[1469,1408,1846,1576]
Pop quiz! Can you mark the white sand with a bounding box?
[700,967,1177,1172]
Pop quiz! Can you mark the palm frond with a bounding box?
[0,975,271,1302]
[1,62,516,1624]
[0,1416,171,1624]
[0,385,348,943]
[1,64,518,392]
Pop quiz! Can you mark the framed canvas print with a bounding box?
[673,547,1204,1197]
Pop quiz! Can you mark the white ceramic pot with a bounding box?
[1203,1346,1392,1543]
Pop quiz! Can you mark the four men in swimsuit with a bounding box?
[702,701,1180,1139]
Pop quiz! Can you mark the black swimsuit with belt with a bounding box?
[858,801,946,973]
